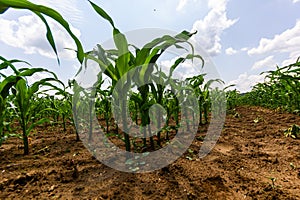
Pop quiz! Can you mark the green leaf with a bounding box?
[0,5,9,14]
[0,75,22,99]
[15,78,28,115]
[26,118,50,136]
[29,77,59,96]
[112,29,130,78]
[85,53,118,82]
[188,148,194,154]
[88,0,115,28]
[186,156,194,161]
[175,30,197,41]
[18,68,56,78]
[130,94,143,104]
[0,0,84,63]
[0,56,31,75]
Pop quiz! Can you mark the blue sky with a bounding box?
[0,0,300,92]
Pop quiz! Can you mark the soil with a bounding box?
[0,106,300,200]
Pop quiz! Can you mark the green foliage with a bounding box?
[0,0,91,150]
[284,124,300,139]
[225,89,241,110]
[0,55,67,153]
[0,0,84,64]
[226,58,300,115]
[186,75,224,125]
[84,1,203,152]
[0,57,28,145]
[11,68,64,155]
[0,0,220,157]
[0,0,88,148]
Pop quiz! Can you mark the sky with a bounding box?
[0,0,300,92]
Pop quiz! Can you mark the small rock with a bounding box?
[73,186,84,191]
[49,185,56,192]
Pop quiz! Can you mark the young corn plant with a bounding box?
[284,124,300,139]
[162,89,175,140]
[56,97,71,132]
[68,80,85,141]
[0,92,11,145]
[225,87,241,111]
[0,57,32,145]
[187,75,224,125]
[148,70,168,147]
[242,58,300,114]
[10,68,64,155]
[0,0,88,145]
[96,88,112,134]
[84,1,203,152]
[186,74,206,125]
[148,63,193,145]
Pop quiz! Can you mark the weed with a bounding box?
[284,124,300,139]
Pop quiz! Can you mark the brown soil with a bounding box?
[0,106,300,200]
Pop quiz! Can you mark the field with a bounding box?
[1,1,300,200]
[1,105,299,200]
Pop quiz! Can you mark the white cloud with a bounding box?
[0,14,81,60]
[225,47,237,55]
[251,55,277,70]
[282,51,300,66]
[191,0,238,56]
[176,0,203,12]
[241,47,248,51]
[293,0,300,3]
[227,72,265,93]
[248,20,300,66]
[208,0,227,9]
[31,0,83,25]
[176,0,188,11]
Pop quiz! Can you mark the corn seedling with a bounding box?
[239,58,300,114]
[10,67,64,155]
[284,124,300,139]
[82,1,203,152]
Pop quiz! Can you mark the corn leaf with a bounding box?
[0,0,84,64]
[88,0,115,28]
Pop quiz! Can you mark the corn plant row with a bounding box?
[224,59,300,115]
[0,0,221,155]
[0,56,72,154]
